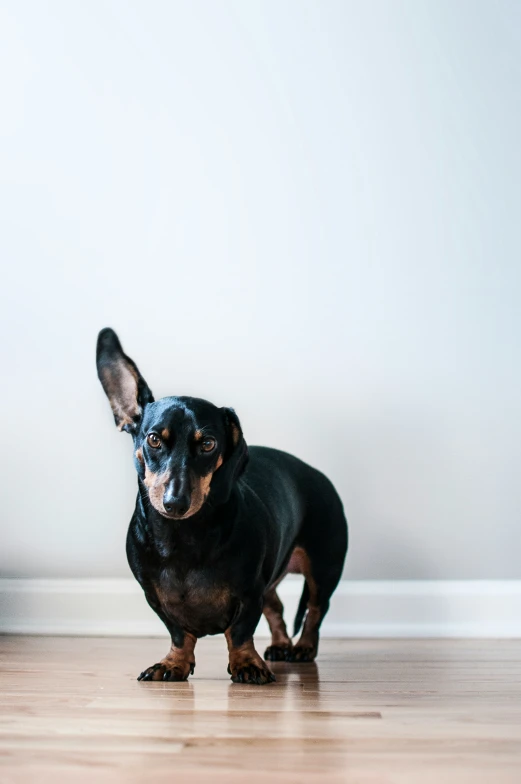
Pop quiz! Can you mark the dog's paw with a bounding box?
[264,644,293,662]
[137,660,194,682]
[287,645,317,663]
[228,661,276,685]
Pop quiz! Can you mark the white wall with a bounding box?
[0,0,520,580]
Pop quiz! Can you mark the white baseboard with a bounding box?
[0,578,520,638]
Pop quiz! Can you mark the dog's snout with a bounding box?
[163,477,190,517]
[163,495,189,516]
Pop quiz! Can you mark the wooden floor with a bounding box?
[1,636,520,783]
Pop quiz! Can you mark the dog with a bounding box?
[96,328,348,685]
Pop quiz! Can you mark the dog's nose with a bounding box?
[163,492,190,516]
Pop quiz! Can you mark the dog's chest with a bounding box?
[154,568,235,636]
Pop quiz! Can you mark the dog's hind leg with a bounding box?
[289,549,322,662]
[288,485,348,662]
[288,545,345,663]
[291,587,325,662]
[263,588,293,661]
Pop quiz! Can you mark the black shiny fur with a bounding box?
[96,328,348,684]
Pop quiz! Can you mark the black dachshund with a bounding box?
[96,328,348,684]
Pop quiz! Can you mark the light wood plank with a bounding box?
[1,636,520,782]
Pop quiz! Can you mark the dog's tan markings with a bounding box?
[225,629,274,684]
[194,430,203,442]
[139,632,197,682]
[154,578,231,627]
[230,423,240,447]
[187,582,231,614]
[208,583,230,605]
[287,546,321,657]
[161,428,170,441]
[183,454,224,516]
[286,546,316,590]
[187,472,212,516]
[143,454,224,519]
[100,361,141,430]
[143,465,157,489]
[263,589,292,649]
[200,473,213,497]
[153,582,169,606]
[143,465,170,512]
[135,448,144,465]
[297,605,321,652]
[225,632,264,670]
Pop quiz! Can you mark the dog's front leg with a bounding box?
[225,595,276,685]
[137,592,196,682]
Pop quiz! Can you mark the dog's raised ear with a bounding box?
[96,328,154,434]
[211,407,249,504]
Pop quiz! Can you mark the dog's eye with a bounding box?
[200,438,216,453]
[147,433,161,449]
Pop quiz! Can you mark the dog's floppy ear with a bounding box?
[211,407,249,504]
[96,328,154,434]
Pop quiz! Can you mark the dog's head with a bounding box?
[96,328,248,520]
